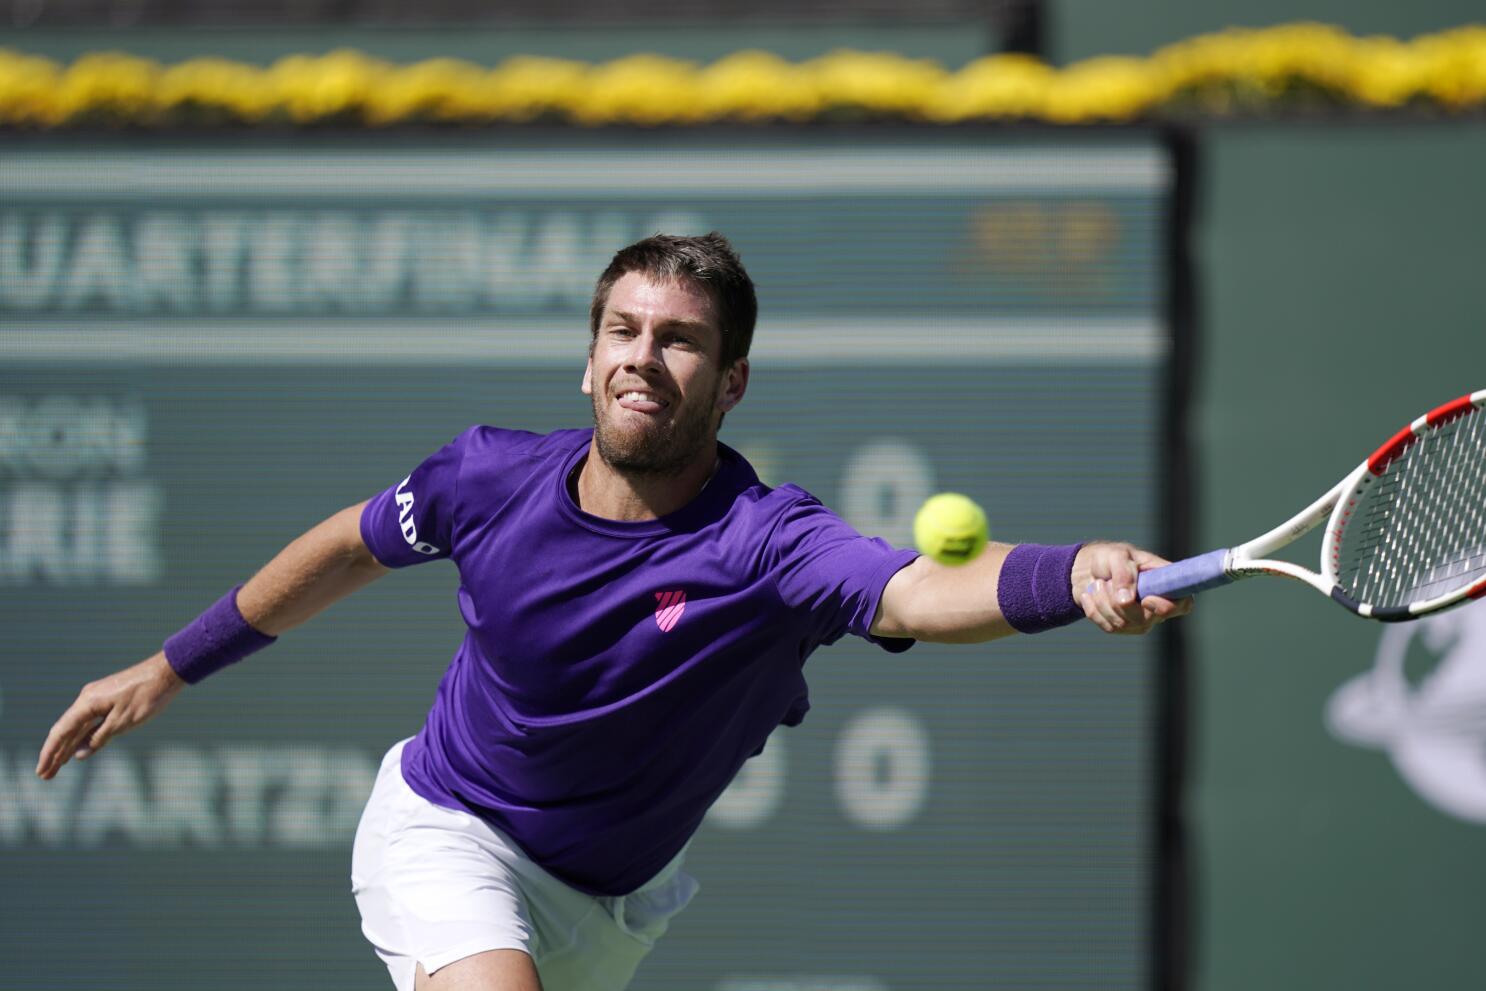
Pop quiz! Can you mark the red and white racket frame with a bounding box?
[1137,389,1486,621]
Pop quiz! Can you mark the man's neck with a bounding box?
[575,441,720,522]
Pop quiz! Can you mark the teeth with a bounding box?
[620,391,665,405]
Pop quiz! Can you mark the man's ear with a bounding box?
[717,357,749,413]
[581,356,594,396]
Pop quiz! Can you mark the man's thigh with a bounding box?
[415,949,543,991]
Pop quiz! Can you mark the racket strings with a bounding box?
[1339,407,1486,608]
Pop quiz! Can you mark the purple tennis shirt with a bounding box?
[359,426,918,896]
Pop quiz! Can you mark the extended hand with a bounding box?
[35,652,186,780]
[1073,542,1193,635]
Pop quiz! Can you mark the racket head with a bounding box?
[1324,390,1486,620]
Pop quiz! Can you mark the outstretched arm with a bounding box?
[871,540,1191,644]
[233,500,390,636]
[35,500,388,780]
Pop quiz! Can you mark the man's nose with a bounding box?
[622,329,664,370]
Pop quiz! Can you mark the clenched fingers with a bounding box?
[1082,578,1136,632]
[1082,579,1193,634]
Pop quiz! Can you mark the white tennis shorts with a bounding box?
[351,739,699,991]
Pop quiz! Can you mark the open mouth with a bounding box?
[616,390,670,415]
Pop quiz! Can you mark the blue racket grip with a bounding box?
[1136,549,1233,600]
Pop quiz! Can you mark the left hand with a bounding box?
[1072,542,1193,635]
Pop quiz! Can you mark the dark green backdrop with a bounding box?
[0,134,1174,990]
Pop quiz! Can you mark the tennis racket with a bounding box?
[1138,389,1486,621]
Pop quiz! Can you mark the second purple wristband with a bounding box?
[163,584,277,684]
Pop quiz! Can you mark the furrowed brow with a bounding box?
[609,310,713,333]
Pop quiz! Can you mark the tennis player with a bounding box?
[36,233,1189,991]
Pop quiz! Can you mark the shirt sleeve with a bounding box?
[769,491,921,653]
[358,428,472,568]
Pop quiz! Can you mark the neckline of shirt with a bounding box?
[554,431,749,538]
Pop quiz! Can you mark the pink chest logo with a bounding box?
[654,590,687,632]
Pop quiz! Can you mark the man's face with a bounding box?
[582,272,747,476]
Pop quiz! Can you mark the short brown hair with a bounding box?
[589,232,757,370]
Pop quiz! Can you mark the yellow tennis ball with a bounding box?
[913,492,989,566]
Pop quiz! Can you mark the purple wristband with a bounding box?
[996,543,1085,634]
[163,584,276,684]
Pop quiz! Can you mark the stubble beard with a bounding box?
[591,388,718,477]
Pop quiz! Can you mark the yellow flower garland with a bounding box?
[1,23,1483,127]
